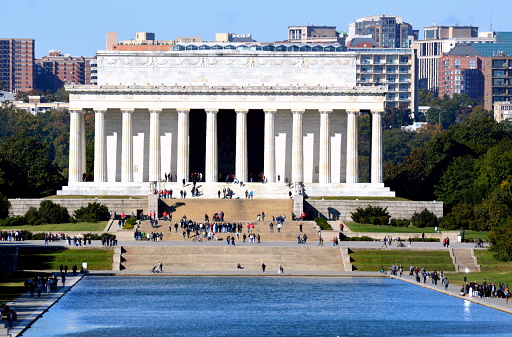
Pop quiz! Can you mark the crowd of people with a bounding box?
[24,273,67,298]
[0,230,28,241]
[384,264,511,303]
[133,231,163,241]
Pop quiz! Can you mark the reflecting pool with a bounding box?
[22,276,512,337]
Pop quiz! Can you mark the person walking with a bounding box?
[261,263,266,273]
[443,277,450,290]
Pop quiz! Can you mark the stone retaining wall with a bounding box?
[304,200,443,221]
[8,198,148,217]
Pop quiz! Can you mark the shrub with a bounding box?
[30,232,47,240]
[74,202,109,223]
[345,236,374,241]
[38,200,68,224]
[313,217,332,230]
[0,216,27,227]
[410,209,438,228]
[351,205,390,225]
[390,218,410,227]
[25,207,43,226]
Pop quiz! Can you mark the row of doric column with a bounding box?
[68,108,383,185]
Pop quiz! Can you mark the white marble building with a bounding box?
[60,49,394,197]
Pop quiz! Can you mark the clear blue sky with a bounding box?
[2,0,511,57]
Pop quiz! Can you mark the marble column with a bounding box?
[371,110,383,184]
[68,110,83,183]
[94,109,107,182]
[205,109,218,182]
[235,109,248,182]
[264,109,277,183]
[149,109,162,182]
[292,110,304,183]
[177,109,190,184]
[121,109,134,182]
[80,111,86,176]
[319,110,331,183]
[346,110,359,184]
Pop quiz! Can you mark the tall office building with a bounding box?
[349,15,418,48]
[412,26,495,93]
[354,48,417,110]
[0,38,35,92]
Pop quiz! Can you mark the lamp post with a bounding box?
[464,267,469,283]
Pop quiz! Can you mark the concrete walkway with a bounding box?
[0,239,489,249]
[4,274,82,337]
[391,273,512,314]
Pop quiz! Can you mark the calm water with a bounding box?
[22,276,511,337]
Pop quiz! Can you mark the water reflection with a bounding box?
[22,277,512,337]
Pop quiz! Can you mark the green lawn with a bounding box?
[17,247,114,271]
[345,222,436,233]
[462,230,489,241]
[350,250,454,272]
[0,221,108,232]
[0,271,52,302]
[1,247,114,302]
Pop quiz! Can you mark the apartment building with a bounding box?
[0,38,35,92]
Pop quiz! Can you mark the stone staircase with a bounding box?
[158,198,293,223]
[158,182,292,199]
[115,219,322,242]
[450,248,480,272]
[0,324,10,337]
[119,245,348,272]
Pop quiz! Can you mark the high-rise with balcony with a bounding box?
[355,48,417,111]
[0,38,35,92]
[349,15,418,48]
[484,56,512,112]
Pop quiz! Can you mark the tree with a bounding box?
[383,128,432,168]
[0,133,66,198]
[38,200,68,224]
[489,218,512,262]
[73,202,109,223]
[55,87,69,102]
[410,209,438,228]
[382,107,413,129]
[0,192,10,219]
[418,90,438,107]
[15,89,45,103]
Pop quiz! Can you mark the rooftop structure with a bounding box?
[348,15,418,48]
[288,25,344,44]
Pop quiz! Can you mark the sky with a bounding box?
[1,0,511,58]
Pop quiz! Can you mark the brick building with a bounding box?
[437,45,484,99]
[35,50,96,92]
[0,38,35,92]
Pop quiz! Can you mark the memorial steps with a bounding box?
[119,246,347,272]
[158,198,293,223]
[115,219,321,242]
[158,181,292,199]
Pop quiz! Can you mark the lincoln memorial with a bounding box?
[59,47,394,198]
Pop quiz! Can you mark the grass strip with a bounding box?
[17,247,114,271]
[350,250,453,272]
[0,222,108,232]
